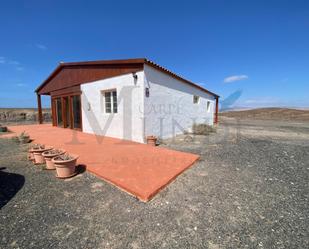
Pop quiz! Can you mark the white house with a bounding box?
[35,58,219,143]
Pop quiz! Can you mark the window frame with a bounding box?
[206,100,211,112]
[101,89,118,114]
[193,95,200,104]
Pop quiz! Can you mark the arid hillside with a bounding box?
[0,108,51,124]
[220,108,309,122]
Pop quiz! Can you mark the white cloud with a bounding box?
[16,66,24,71]
[224,75,248,83]
[0,57,22,69]
[16,83,27,87]
[8,60,20,65]
[0,57,20,65]
[35,43,47,50]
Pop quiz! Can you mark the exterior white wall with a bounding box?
[81,72,145,143]
[143,64,216,139]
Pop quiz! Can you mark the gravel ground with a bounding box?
[0,119,308,249]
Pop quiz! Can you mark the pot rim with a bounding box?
[30,146,53,153]
[52,154,79,164]
[42,149,66,158]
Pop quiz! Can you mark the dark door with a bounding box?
[55,98,63,127]
[52,95,82,130]
[63,97,70,128]
[71,95,82,130]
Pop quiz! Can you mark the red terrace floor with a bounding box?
[5,124,199,201]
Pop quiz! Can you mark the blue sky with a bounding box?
[0,0,308,108]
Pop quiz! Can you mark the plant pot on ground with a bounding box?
[42,149,66,170]
[52,154,79,178]
[31,144,53,164]
[146,135,157,146]
[28,146,34,161]
[19,131,30,144]
[28,144,41,161]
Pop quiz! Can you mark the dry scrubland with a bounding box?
[1,107,308,124]
[220,107,309,122]
[0,108,51,125]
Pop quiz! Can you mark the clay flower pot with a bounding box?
[32,145,53,164]
[28,148,35,161]
[146,136,157,146]
[52,154,79,178]
[42,149,66,170]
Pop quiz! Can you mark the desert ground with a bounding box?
[0,108,308,248]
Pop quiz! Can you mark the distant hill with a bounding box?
[220,108,309,122]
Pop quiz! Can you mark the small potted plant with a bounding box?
[52,153,79,178]
[19,131,30,144]
[28,144,43,161]
[42,149,66,170]
[31,144,53,164]
[146,135,157,146]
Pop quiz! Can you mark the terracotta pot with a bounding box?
[52,154,79,178]
[32,147,53,164]
[146,136,157,146]
[42,149,66,170]
[28,149,35,161]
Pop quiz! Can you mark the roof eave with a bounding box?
[144,59,219,98]
[35,58,219,98]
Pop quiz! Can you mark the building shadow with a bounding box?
[0,167,25,209]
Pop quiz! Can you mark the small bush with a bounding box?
[192,123,216,135]
[18,131,30,144]
[19,131,29,139]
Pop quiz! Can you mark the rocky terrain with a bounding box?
[1,116,308,248]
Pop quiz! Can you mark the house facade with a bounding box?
[36,58,219,143]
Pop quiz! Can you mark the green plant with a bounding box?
[31,143,45,150]
[19,131,29,139]
[44,149,62,155]
[54,153,74,161]
[18,131,30,144]
[192,123,216,135]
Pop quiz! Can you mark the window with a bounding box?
[193,95,199,104]
[102,90,117,113]
[206,101,211,112]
